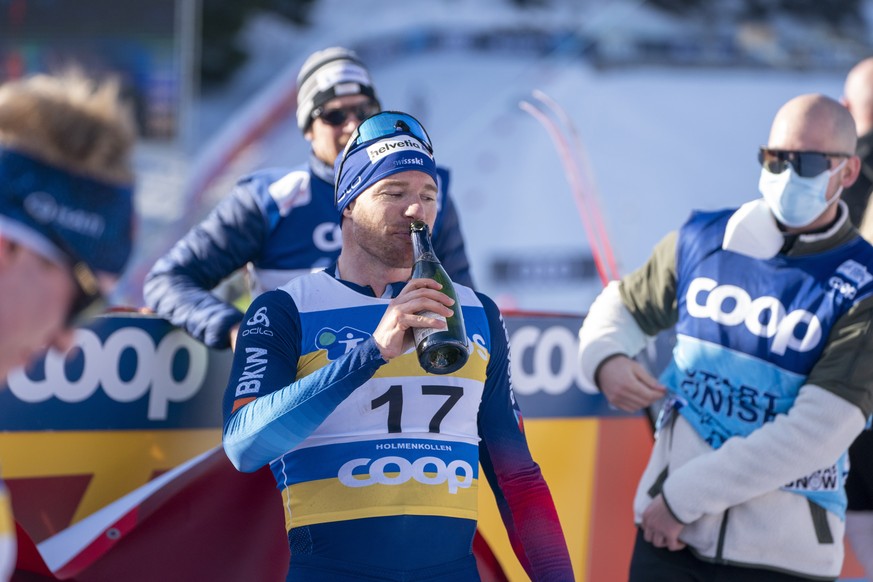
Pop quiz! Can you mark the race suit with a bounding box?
[144,154,473,349]
[222,265,573,581]
[579,202,873,580]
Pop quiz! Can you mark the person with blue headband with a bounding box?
[0,70,137,580]
[0,71,136,380]
[222,111,574,581]
[144,46,474,351]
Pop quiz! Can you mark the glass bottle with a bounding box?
[409,220,469,374]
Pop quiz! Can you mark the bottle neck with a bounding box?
[410,223,437,261]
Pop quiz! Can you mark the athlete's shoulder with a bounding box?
[436,165,450,197]
[278,270,364,311]
[247,286,297,311]
[470,289,501,320]
[279,268,330,292]
[454,282,481,304]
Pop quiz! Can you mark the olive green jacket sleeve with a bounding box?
[618,230,679,336]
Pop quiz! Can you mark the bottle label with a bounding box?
[413,311,446,344]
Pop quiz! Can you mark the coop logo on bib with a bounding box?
[338,455,473,494]
[685,277,822,355]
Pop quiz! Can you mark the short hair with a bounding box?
[0,69,137,185]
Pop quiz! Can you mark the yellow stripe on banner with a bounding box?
[476,418,599,582]
[281,476,480,530]
[0,429,221,523]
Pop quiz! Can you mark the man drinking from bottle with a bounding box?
[221,111,573,581]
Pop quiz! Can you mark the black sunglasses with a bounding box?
[758,147,851,178]
[312,101,380,127]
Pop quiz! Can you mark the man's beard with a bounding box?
[353,220,414,270]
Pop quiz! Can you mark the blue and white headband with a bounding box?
[334,134,437,213]
[334,111,439,212]
[0,146,134,275]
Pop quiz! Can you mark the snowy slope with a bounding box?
[125,0,862,314]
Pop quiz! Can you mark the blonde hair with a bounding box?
[0,69,137,185]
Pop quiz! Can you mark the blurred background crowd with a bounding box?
[5,0,873,316]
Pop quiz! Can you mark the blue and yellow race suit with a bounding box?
[222,266,572,581]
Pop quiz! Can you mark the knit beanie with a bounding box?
[296,47,379,132]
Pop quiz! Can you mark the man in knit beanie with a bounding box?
[295,46,380,133]
[145,46,474,350]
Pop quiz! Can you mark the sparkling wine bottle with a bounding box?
[409,220,469,374]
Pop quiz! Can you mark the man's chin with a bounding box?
[383,250,413,270]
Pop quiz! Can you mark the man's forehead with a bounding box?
[375,174,437,190]
[769,97,856,152]
[769,117,841,151]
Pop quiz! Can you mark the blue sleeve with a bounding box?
[222,290,387,473]
[143,177,271,349]
[432,167,475,289]
[476,293,574,580]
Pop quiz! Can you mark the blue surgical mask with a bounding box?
[759,160,845,228]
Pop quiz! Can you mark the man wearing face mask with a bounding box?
[577,93,873,581]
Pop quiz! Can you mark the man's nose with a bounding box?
[404,201,427,221]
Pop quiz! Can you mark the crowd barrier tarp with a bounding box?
[0,313,863,581]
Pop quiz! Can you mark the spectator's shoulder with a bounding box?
[435,165,450,196]
[236,164,311,212]
[471,289,501,319]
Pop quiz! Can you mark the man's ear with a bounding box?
[343,200,356,217]
[842,155,863,188]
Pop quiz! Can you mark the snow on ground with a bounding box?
[123,0,861,314]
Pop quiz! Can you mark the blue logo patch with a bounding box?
[315,326,371,360]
